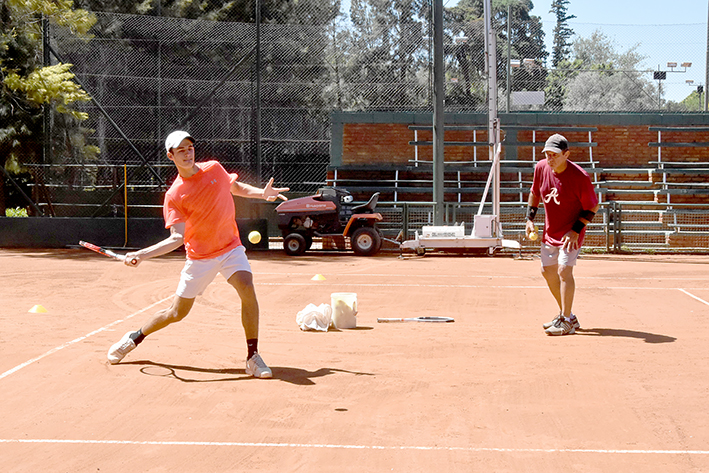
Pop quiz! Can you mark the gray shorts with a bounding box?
[540,243,580,267]
[176,245,251,299]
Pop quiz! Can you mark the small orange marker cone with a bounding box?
[29,304,48,313]
[311,274,326,281]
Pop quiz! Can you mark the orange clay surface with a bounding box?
[1,248,709,472]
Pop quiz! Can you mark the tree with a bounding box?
[445,0,547,110]
[549,0,574,68]
[561,30,655,111]
[0,0,97,214]
[680,88,704,111]
[341,0,429,110]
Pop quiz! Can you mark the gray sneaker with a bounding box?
[107,331,138,364]
[545,316,577,336]
[246,353,272,379]
[543,314,580,330]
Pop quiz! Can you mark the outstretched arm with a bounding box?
[231,177,289,202]
[124,222,185,267]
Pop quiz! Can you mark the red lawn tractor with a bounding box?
[275,187,383,256]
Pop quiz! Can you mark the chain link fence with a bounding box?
[10,4,707,237]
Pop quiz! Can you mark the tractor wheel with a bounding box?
[284,233,307,256]
[351,226,381,256]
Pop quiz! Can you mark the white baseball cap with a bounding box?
[164,130,194,152]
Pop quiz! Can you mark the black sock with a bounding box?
[130,329,146,345]
[247,338,258,359]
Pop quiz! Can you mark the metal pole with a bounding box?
[255,0,262,184]
[705,0,709,111]
[432,0,445,225]
[42,15,50,166]
[484,0,501,227]
[506,4,511,113]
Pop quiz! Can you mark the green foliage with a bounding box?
[681,90,704,111]
[543,57,585,110]
[4,63,91,120]
[548,30,655,111]
[549,0,575,67]
[6,0,95,34]
[5,207,29,217]
[446,0,547,109]
[0,0,98,214]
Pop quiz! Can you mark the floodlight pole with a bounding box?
[432,0,445,225]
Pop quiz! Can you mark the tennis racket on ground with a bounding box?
[79,240,137,265]
[377,317,455,323]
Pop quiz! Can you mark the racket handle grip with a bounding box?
[121,255,138,266]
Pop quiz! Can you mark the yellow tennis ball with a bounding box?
[248,230,261,244]
[529,231,539,241]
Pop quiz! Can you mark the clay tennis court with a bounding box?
[1,248,708,472]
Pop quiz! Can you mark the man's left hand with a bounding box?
[263,177,289,202]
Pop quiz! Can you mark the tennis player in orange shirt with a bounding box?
[107,131,288,378]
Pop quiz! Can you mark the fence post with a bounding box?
[605,204,610,252]
[612,202,623,252]
[402,203,409,242]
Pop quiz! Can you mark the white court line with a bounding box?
[679,289,709,306]
[0,438,707,455]
[257,272,709,281]
[0,296,173,381]
[258,282,707,290]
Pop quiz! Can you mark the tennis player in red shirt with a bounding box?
[526,134,599,336]
[107,131,288,377]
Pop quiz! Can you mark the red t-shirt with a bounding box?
[163,161,242,259]
[531,159,598,247]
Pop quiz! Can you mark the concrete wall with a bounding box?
[0,217,268,250]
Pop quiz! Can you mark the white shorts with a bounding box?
[540,243,580,267]
[176,246,252,299]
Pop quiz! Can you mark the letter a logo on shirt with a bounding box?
[544,187,560,205]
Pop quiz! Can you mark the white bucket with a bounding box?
[330,292,358,329]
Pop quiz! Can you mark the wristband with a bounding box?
[571,220,586,234]
[526,206,538,222]
[580,209,596,222]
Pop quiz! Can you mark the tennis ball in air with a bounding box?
[248,230,262,244]
[529,231,539,241]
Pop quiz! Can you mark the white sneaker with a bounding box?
[245,353,272,378]
[107,331,137,364]
[545,317,577,336]
[543,314,580,330]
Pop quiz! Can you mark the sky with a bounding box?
[446,0,709,102]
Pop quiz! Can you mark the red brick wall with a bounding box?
[341,123,709,167]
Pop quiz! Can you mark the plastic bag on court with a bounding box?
[296,303,333,332]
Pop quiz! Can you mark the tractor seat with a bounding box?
[352,192,380,213]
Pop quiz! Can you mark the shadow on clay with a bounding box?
[575,328,676,344]
[122,360,374,385]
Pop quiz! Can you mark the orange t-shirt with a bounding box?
[163,161,242,260]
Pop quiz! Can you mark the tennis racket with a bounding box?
[79,240,137,265]
[377,317,454,323]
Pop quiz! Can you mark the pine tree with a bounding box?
[550,0,575,68]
